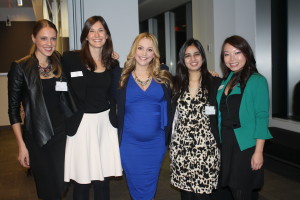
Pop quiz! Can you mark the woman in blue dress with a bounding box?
[116,32,172,200]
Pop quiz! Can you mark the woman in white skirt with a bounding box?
[62,16,122,200]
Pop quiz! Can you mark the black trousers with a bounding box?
[24,133,67,200]
[73,179,110,200]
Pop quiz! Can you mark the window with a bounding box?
[271,0,300,121]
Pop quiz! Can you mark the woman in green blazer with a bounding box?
[216,35,272,200]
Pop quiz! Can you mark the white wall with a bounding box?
[212,0,236,75]
[234,0,256,50]
[0,8,35,21]
[192,0,256,75]
[214,0,256,75]
[192,0,215,70]
[67,0,139,67]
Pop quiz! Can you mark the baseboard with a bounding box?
[264,153,300,169]
[0,126,11,130]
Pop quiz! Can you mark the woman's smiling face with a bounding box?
[134,37,155,68]
[223,43,246,72]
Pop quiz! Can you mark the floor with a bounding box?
[1,128,300,200]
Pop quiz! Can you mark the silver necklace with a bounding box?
[133,71,151,86]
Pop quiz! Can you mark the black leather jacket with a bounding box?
[8,54,57,147]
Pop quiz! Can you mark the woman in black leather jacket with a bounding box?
[8,19,69,200]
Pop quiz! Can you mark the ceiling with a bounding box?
[0,0,32,8]
[138,0,189,21]
[0,0,190,21]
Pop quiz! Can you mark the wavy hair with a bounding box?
[173,38,210,97]
[30,19,61,78]
[119,32,172,88]
[79,16,118,71]
[220,35,258,90]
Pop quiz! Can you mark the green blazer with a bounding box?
[216,72,273,151]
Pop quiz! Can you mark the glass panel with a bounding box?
[271,0,300,122]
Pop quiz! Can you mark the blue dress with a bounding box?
[120,74,167,200]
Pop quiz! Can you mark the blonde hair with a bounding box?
[119,32,172,88]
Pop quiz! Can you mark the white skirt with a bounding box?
[64,110,123,184]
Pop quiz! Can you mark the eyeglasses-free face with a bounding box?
[223,43,246,72]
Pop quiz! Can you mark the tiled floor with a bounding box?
[0,128,300,200]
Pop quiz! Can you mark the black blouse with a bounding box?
[41,78,65,135]
[220,92,242,129]
[83,69,111,113]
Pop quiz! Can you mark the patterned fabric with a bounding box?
[170,88,220,194]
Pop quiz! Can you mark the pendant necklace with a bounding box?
[38,64,53,78]
[133,71,151,86]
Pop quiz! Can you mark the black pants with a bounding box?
[180,190,212,200]
[24,133,67,200]
[73,179,110,200]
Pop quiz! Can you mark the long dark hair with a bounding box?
[173,38,210,97]
[79,16,118,71]
[220,35,258,90]
[30,19,61,78]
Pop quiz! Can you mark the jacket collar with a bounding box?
[216,71,234,104]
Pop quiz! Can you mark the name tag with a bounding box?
[55,81,68,91]
[218,85,224,90]
[205,106,216,115]
[71,71,83,77]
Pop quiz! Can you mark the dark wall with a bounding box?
[0,21,36,73]
[271,0,288,117]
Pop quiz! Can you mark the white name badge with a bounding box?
[205,106,216,115]
[71,71,83,77]
[218,85,224,90]
[55,81,68,91]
